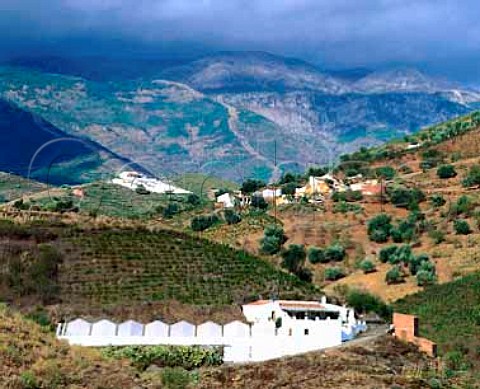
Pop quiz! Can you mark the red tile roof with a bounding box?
[244,300,328,311]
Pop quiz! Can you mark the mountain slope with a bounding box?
[160,51,349,94]
[0,223,318,320]
[2,54,480,183]
[0,98,130,185]
[160,52,480,150]
[0,66,333,182]
[0,304,141,388]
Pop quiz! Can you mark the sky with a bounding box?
[1,0,480,83]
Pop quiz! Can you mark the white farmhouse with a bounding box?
[261,188,282,199]
[57,297,366,363]
[242,297,363,342]
[112,171,191,195]
[216,192,235,208]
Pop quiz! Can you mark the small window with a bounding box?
[304,329,309,336]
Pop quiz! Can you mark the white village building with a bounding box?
[112,171,191,195]
[216,192,235,208]
[57,298,366,363]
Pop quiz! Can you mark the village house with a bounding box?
[294,174,347,202]
[112,171,191,195]
[242,297,363,341]
[216,192,235,208]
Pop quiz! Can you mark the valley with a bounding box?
[2,54,480,388]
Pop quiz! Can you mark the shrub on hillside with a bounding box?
[250,196,268,210]
[385,266,403,284]
[241,179,265,194]
[462,165,480,187]
[359,259,376,274]
[281,182,298,196]
[160,367,194,389]
[375,166,396,180]
[191,214,219,231]
[428,229,445,245]
[454,219,471,235]
[259,224,286,255]
[306,166,328,177]
[135,185,150,195]
[162,203,181,219]
[452,195,474,216]
[408,253,430,276]
[379,245,398,263]
[416,270,437,286]
[307,247,326,264]
[390,219,416,243]
[388,187,425,209]
[332,190,363,202]
[346,289,392,321]
[324,244,346,262]
[430,194,446,208]
[102,345,223,371]
[260,236,282,255]
[295,267,313,283]
[324,267,345,281]
[224,209,241,225]
[437,164,457,179]
[369,229,389,243]
[281,244,306,274]
[186,193,201,206]
[367,214,392,242]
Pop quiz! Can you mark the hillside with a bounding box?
[0,66,297,182]
[0,98,128,185]
[196,335,464,389]
[395,273,480,368]
[160,51,480,149]
[0,172,47,203]
[0,304,141,388]
[4,301,462,389]
[195,111,480,305]
[0,222,318,322]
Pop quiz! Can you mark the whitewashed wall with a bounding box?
[57,317,360,363]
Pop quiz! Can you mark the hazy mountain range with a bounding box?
[1,51,479,183]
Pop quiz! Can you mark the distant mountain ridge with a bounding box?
[159,51,480,98]
[160,51,349,94]
[1,52,479,184]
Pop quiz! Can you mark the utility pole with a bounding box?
[380,176,384,213]
[274,139,278,226]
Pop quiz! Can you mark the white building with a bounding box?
[261,188,282,199]
[57,297,366,363]
[112,171,191,195]
[242,297,362,342]
[216,192,235,208]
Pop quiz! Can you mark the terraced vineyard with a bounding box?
[59,228,318,307]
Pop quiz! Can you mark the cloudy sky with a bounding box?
[1,0,480,82]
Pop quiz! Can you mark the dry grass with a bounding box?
[0,304,142,389]
[197,336,439,389]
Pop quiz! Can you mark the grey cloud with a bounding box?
[1,0,479,82]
